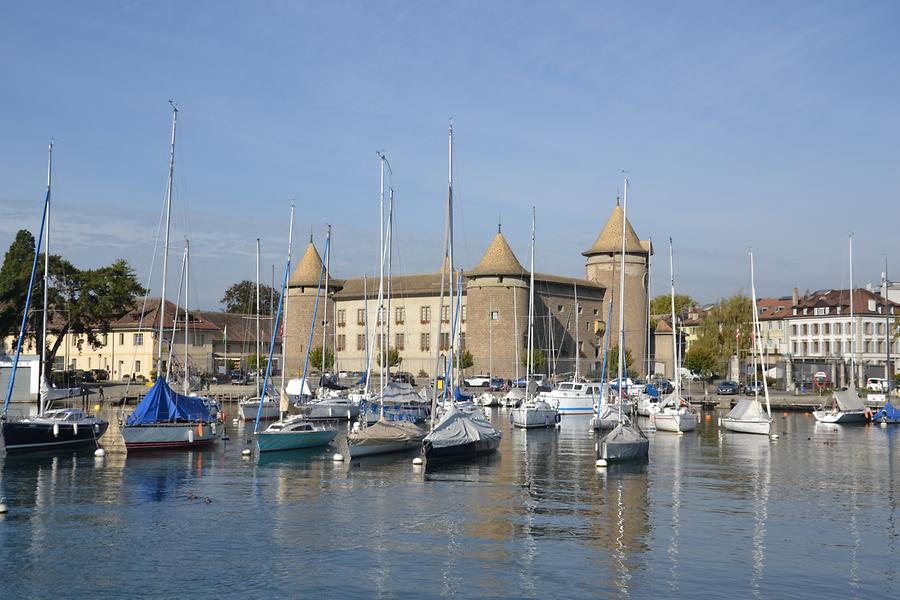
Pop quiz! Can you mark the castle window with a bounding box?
[356,309,365,326]
[420,333,431,352]
[337,309,346,327]
[357,335,365,351]
[395,307,405,325]
[461,306,466,323]
[441,305,451,323]
[336,335,346,351]
[557,305,563,312]
[420,306,431,324]
[439,333,450,351]
[593,308,599,316]
[395,333,405,351]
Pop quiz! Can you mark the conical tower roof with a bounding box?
[289,239,325,286]
[582,202,645,256]
[471,229,526,276]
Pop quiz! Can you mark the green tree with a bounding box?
[377,347,401,369]
[0,232,145,379]
[247,353,268,371]
[521,348,547,373]
[650,294,695,316]
[220,280,281,314]
[690,293,753,376]
[684,344,718,378]
[607,344,638,378]
[459,349,474,373]
[309,346,334,371]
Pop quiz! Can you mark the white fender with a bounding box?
[187,428,195,443]
[53,423,60,437]
[211,422,216,435]
[73,423,78,436]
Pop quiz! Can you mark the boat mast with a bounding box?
[749,250,771,417]
[527,207,535,400]
[513,283,520,385]
[447,121,456,395]
[669,238,681,402]
[157,101,178,381]
[322,224,332,379]
[574,282,579,381]
[489,296,493,381]
[281,203,294,394]
[885,258,892,395]
[386,190,394,386]
[848,233,856,388]
[37,142,52,417]
[183,240,190,395]
[255,238,261,398]
[617,178,628,421]
[645,240,652,379]
[376,151,386,407]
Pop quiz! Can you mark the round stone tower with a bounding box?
[284,238,340,378]
[583,202,651,376]
[465,225,529,380]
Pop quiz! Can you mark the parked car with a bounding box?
[90,368,109,381]
[392,372,416,386]
[464,374,493,387]
[716,380,739,395]
[745,380,765,395]
[489,377,506,391]
[866,377,887,392]
[79,369,96,383]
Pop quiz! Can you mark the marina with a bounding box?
[0,406,897,598]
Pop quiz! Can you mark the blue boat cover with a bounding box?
[873,401,900,422]
[127,379,213,425]
[644,384,660,398]
[356,372,367,385]
[454,387,472,401]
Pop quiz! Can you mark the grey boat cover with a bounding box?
[349,418,425,447]
[726,398,767,421]
[602,422,649,461]
[659,392,685,409]
[834,387,865,412]
[376,382,429,405]
[502,387,526,402]
[424,405,501,449]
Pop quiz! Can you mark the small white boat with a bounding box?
[721,399,772,435]
[511,399,559,429]
[477,391,501,407]
[636,394,660,417]
[302,396,360,420]
[538,380,604,415]
[590,402,621,430]
[653,404,699,433]
[812,388,869,424]
[500,387,525,408]
[256,415,337,452]
[239,397,280,421]
[348,418,425,457]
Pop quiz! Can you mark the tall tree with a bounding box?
[309,346,334,371]
[650,293,695,316]
[377,347,401,369]
[690,293,753,376]
[0,230,145,376]
[221,280,280,314]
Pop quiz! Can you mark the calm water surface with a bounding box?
[1,409,897,599]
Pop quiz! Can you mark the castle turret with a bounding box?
[583,202,651,376]
[284,238,341,377]
[465,226,529,379]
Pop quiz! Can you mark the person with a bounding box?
[98,385,105,403]
[80,384,89,411]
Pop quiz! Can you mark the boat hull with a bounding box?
[812,409,868,424]
[304,402,360,420]
[122,422,220,450]
[256,429,337,452]
[423,438,499,462]
[348,438,421,457]
[654,411,699,432]
[721,417,771,435]
[239,401,280,421]
[600,438,650,462]
[2,420,109,452]
[510,407,558,428]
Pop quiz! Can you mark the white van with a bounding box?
[678,367,701,381]
[866,377,886,392]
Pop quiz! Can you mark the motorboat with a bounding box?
[2,408,108,452]
[256,414,337,452]
[537,380,604,415]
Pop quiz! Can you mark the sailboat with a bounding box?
[2,142,109,452]
[348,153,425,457]
[721,250,773,435]
[239,239,280,421]
[511,208,559,428]
[257,206,338,452]
[590,271,618,431]
[423,121,502,462]
[597,177,649,463]
[122,103,219,450]
[652,239,699,433]
[813,234,869,424]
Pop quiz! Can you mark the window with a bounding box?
[101,333,108,346]
[865,341,873,353]
[357,334,365,351]
[119,333,125,345]
[135,360,142,373]
[420,333,431,352]
[395,306,405,325]
[134,333,144,346]
[375,334,382,350]
[356,309,365,326]
[577,305,583,315]
[593,308,599,316]
[865,323,873,335]
[336,334,346,351]
[461,305,467,323]
[801,324,808,336]
[877,323,884,335]
[193,334,204,347]
[377,307,385,325]
[558,304,563,313]
[812,324,819,335]
[337,309,346,327]
[420,306,431,324]
[441,305,450,323]
[440,333,450,351]
[823,323,830,335]
[791,325,798,336]
[395,333,405,351]
[490,310,499,321]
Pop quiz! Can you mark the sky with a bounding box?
[1,1,898,310]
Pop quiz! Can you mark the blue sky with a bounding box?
[2,1,898,309]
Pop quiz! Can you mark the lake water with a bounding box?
[1,408,897,599]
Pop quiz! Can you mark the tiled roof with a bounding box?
[791,288,899,317]
[111,299,220,332]
[470,230,526,277]
[583,203,646,256]
[289,240,326,286]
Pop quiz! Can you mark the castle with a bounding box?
[284,202,651,380]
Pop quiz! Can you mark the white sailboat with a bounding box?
[597,177,649,463]
[512,208,559,429]
[721,250,773,435]
[256,205,338,452]
[813,234,868,424]
[239,239,279,421]
[653,239,698,433]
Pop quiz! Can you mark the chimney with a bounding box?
[792,287,799,306]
